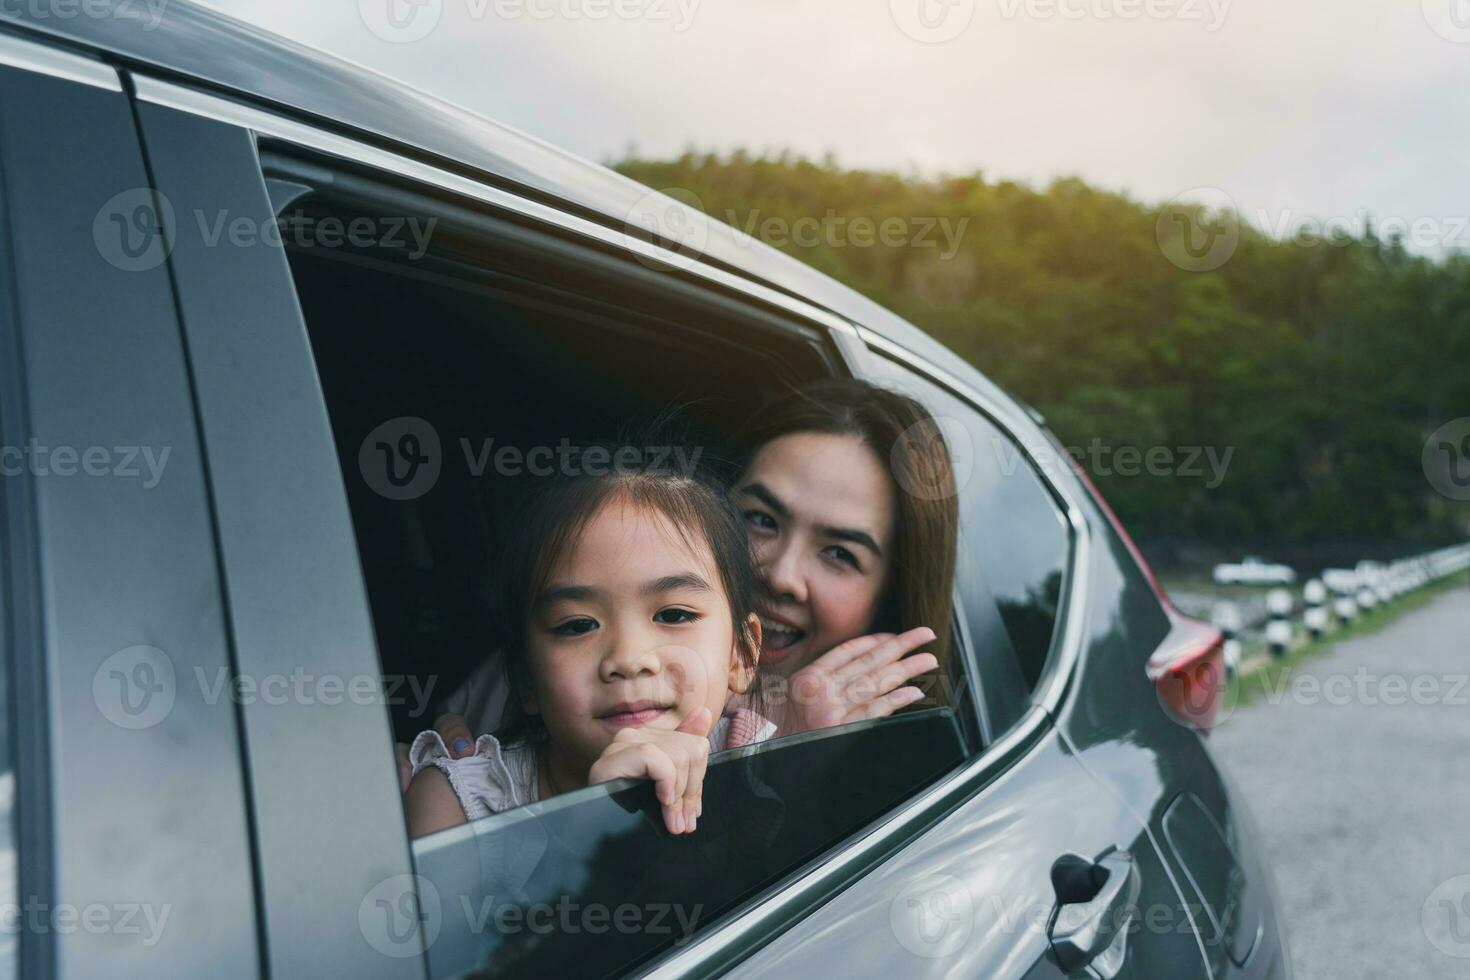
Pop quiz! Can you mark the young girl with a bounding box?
[405,460,771,839]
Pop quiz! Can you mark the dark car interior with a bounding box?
[281,181,848,740]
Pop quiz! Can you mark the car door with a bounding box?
[721,340,1215,979]
[0,31,260,979]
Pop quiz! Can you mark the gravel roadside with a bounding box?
[1210,584,1470,978]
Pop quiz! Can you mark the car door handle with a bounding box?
[1047,850,1141,976]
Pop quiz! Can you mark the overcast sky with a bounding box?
[197,0,1470,252]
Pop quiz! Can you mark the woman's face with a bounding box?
[735,432,896,677]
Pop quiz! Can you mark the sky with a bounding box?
[195,0,1470,252]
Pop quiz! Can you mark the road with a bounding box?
[1210,585,1470,979]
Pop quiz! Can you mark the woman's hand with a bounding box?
[777,626,939,736]
[587,706,713,836]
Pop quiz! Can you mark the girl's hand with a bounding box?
[433,713,476,758]
[587,706,713,836]
[395,714,477,796]
[778,627,939,736]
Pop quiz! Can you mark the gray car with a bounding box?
[0,3,1287,978]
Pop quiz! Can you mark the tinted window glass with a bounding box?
[411,710,965,978]
[0,602,11,978]
[858,356,1071,733]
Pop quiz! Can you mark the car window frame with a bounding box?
[126,72,1096,978]
[844,328,1090,718]
[839,341,1077,739]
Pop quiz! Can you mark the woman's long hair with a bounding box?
[740,378,959,668]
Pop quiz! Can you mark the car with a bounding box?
[0,4,1288,978]
[1212,557,1297,586]
[1321,567,1361,594]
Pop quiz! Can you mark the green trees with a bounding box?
[616,151,1470,551]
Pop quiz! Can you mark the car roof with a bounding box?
[0,0,992,385]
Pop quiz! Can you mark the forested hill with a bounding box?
[615,151,1470,554]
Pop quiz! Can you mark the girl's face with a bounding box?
[521,497,758,777]
[735,432,896,678]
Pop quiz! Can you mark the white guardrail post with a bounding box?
[1265,587,1294,657]
[1263,543,1470,655]
[1303,578,1328,639]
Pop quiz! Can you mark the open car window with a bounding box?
[269,155,980,975]
[412,709,965,978]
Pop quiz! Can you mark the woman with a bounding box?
[403,377,958,784]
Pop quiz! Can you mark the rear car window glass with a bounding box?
[415,711,965,978]
[858,355,1071,733]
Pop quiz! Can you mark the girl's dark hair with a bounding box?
[740,378,958,667]
[491,438,759,739]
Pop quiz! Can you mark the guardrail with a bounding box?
[1172,543,1470,669]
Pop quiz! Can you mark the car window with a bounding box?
[269,171,976,975]
[411,710,965,978]
[858,355,1072,738]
